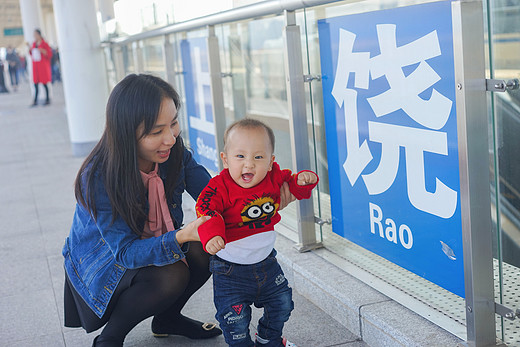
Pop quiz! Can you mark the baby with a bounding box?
[196,118,318,347]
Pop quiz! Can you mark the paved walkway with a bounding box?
[0,81,366,347]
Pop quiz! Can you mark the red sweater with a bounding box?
[196,162,318,252]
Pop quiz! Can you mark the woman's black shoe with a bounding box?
[151,315,222,340]
[92,335,123,347]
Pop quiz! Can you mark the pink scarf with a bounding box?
[140,164,175,239]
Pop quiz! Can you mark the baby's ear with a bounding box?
[220,152,229,168]
[268,155,275,171]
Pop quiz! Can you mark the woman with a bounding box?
[29,29,52,106]
[63,74,294,346]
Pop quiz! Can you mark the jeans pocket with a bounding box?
[210,257,234,276]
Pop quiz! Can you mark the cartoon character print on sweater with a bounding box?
[238,194,279,229]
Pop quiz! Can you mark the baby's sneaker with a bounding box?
[254,334,297,347]
[282,337,297,347]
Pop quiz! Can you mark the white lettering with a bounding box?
[196,137,218,167]
[232,333,247,340]
[369,202,413,249]
[385,218,397,244]
[335,26,458,218]
[399,224,413,249]
[227,315,244,322]
[369,202,383,237]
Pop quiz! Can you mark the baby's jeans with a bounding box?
[210,249,294,347]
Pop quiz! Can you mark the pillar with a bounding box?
[19,0,44,97]
[19,0,43,46]
[97,0,115,22]
[52,0,109,156]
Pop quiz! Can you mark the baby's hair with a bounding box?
[223,118,275,153]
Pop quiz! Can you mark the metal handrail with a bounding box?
[104,0,343,46]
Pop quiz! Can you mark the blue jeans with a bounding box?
[210,250,294,347]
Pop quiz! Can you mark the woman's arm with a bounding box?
[279,181,296,211]
[89,172,206,269]
[93,207,183,269]
[175,216,210,244]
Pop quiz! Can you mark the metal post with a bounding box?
[163,35,177,88]
[283,10,322,252]
[207,25,227,171]
[229,24,247,120]
[112,45,125,82]
[452,1,496,345]
[132,40,144,73]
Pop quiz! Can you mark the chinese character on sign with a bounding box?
[332,24,457,219]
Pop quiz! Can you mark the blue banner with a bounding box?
[4,27,23,36]
[318,1,464,297]
[180,37,219,172]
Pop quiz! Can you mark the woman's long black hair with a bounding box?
[75,74,184,236]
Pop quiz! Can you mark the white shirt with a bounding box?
[32,48,41,62]
[216,230,276,265]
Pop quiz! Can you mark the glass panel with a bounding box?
[103,46,117,90]
[142,37,166,79]
[171,33,191,148]
[216,16,299,235]
[299,9,328,243]
[216,24,236,128]
[301,0,468,338]
[487,0,520,343]
[175,29,208,153]
[123,45,135,75]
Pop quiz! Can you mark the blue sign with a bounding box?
[180,37,219,172]
[4,27,23,36]
[318,1,464,297]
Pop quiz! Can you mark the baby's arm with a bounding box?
[282,168,319,200]
[205,236,226,255]
[195,180,227,253]
[296,171,318,186]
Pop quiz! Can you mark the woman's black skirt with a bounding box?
[63,268,139,333]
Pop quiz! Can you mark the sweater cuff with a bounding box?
[161,230,186,263]
[288,170,319,200]
[197,214,226,253]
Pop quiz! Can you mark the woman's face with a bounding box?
[136,97,180,173]
[33,31,41,41]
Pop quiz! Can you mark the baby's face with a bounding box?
[221,127,274,188]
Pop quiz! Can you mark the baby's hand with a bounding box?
[297,171,318,186]
[206,236,225,255]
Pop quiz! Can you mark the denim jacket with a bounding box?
[62,149,211,318]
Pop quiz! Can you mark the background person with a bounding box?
[18,54,28,82]
[51,47,61,83]
[29,29,52,106]
[0,59,9,93]
[6,45,20,91]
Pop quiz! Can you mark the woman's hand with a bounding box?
[278,182,296,211]
[175,216,211,245]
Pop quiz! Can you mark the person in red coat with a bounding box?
[29,29,52,106]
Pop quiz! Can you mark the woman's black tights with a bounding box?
[34,83,49,103]
[97,242,211,345]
